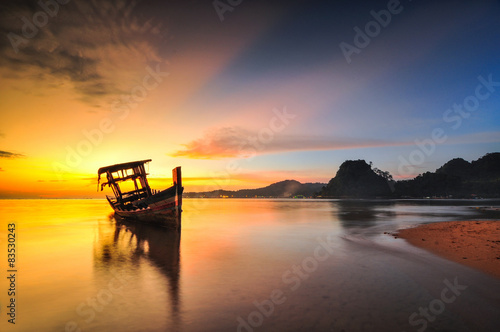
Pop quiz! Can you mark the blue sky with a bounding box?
[179,0,500,180]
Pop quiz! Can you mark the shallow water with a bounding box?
[0,198,499,331]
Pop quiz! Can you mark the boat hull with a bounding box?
[107,186,183,229]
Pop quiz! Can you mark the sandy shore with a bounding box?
[396,220,500,279]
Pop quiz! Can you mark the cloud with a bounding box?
[170,127,404,159]
[171,127,254,159]
[0,150,25,158]
[171,126,500,160]
[0,0,167,106]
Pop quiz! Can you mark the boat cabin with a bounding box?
[97,159,153,206]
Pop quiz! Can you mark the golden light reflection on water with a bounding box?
[1,199,499,331]
[0,198,345,331]
[0,200,108,330]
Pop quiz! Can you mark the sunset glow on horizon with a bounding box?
[1,0,500,198]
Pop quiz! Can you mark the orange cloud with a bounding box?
[170,127,252,159]
[170,126,407,159]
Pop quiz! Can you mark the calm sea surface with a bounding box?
[0,198,499,332]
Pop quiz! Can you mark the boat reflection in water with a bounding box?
[93,214,181,330]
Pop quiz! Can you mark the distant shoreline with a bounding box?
[396,220,500,279]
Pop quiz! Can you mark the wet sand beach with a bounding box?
[397,220,500,279]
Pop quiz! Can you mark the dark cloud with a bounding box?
[0,150,25,158]
[0,0,167,106]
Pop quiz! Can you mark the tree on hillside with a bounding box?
[318,160,393,198]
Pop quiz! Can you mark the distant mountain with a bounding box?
[317,153,500,199]
[317,160,393,198]
[184,152,500,199]
[436,158,471,178]
[184,180,325,198]
[395,152,500,198]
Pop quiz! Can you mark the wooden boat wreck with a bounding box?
[97,159,183,228]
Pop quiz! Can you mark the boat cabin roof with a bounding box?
[97,159,152,176]
[97,159,153,196]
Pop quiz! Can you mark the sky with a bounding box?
[0,0,499,198]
